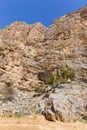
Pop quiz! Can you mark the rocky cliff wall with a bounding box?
[0,5,87,122]
[0,6,87,91]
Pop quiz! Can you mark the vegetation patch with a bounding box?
[60,68,75,80]
[48,67,75,85]
[82,116,87,121]
[36,67,75,93]
[0,52,6,58]
[35,84,48,94]
[2,112,28,118]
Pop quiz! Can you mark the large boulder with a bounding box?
[37,82,87,122]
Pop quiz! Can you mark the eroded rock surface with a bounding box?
[0,5,87,122]
[37,82,87,122]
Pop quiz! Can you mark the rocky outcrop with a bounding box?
[0,5,87,122]
[0,22,47,91]
[46,5,87,81]
[37,82,87,122]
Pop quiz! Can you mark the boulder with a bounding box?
[45,109,56,121]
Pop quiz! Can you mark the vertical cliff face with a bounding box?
[45,5,87,81]
[0,5,87,122]
[0,5,87,91]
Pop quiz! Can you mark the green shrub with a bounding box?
[35,67,75,93]
[82,116,87,122]
[0,52,6,58]
[2,52,6,58]
[48,74,67,85]
[47,67,75,85]
[35,85,44,93]
[61,68,75,80]
[35,84,49,93]
[48,75,55,85]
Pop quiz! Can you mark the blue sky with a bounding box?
[0,0,87,28]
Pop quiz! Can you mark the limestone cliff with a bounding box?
[0,6,87,91]
[0,6,87,90]
[0,5,87,122]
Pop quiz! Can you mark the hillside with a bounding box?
[0,5,87,122]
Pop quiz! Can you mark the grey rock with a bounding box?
[37,82,87,122]
[36,101,46,112]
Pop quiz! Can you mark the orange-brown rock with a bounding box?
[0,5,87,91]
